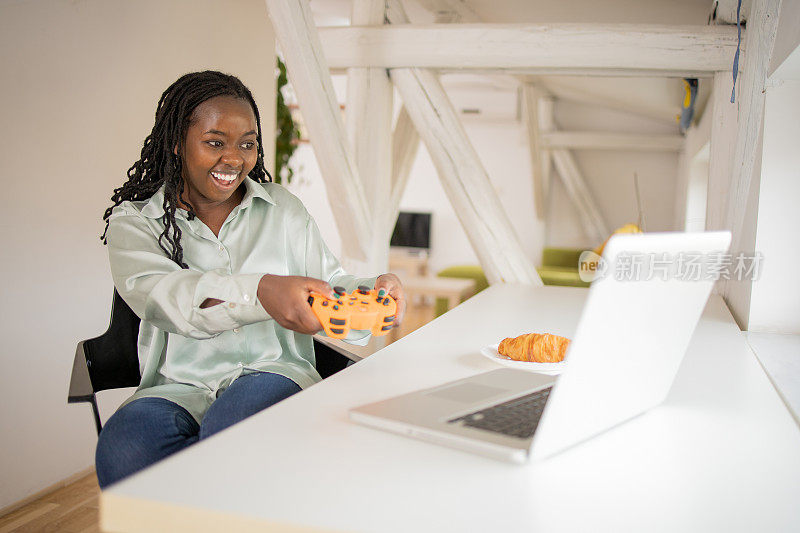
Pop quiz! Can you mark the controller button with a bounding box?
[322,301,329,307]
[383,299,390,306]
[333,305,339,310]
[381,325,393,331]
[376,297,383,303]
[308,296,314,305]
[330,318,346,325]
[337,300,344,305]
[383,316,394,322]
[333,286,346,295]
[331,328,345,335]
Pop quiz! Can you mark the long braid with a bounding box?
[101,71,272,268]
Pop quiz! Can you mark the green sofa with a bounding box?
[433,248,590,317]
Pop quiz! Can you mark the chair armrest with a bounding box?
[68,341,94,403]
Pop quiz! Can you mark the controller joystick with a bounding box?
[308,287,397,339]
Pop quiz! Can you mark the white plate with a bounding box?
[480,344,565,375]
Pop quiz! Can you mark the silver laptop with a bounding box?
[350,231,732,463]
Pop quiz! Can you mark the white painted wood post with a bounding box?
[724,0,781,255]
[706,72,739,233]
[343,0,394,275]
[264,0,370,261]
[538,95,555,208]
[522,84,546,220]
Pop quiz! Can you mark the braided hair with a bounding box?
[101,71,272,268]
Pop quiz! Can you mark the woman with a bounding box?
[95,71,404,488]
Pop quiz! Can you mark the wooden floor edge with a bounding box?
[100,492,332,533]
[0,466,97,518]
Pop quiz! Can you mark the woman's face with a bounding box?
[179,95,258,211]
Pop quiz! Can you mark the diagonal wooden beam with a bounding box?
[551,149,610,243]
[318,24,742,75]
[264,0,370,260]
[386,1,542,286]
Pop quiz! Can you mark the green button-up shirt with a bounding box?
[107,178,375,423]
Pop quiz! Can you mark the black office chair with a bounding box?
[68,290,355,435]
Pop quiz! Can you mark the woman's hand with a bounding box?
[257,274,336,334]
[375,273,405,327]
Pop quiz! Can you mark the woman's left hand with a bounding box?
[375,273,405,328]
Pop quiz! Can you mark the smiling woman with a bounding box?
[95,71,406,489]
[178,96,260,235]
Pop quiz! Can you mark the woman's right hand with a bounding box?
[257,274,336,334]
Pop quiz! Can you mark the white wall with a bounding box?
[748,79,800,333]
[549,99,680,248]
[0,0,275,510]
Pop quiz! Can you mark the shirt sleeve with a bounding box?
[302,212,378,344]
[106,208,271,339]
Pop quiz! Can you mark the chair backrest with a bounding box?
[83,290,142,392]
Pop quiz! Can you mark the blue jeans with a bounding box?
[95,371,301,488]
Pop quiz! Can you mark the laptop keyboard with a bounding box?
[448,387,552,440]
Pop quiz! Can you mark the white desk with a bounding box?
[101,285,800,532]
[746,332,800,426]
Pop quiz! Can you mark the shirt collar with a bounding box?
[139,177,275,219]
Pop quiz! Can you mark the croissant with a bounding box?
[498,333,571,363]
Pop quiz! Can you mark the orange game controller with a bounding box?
[308,285,397,339]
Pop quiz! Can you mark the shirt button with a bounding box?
[237,362,243,367]
[218,244,224,252]
[228,302,237,309]
[233,328,240,333]
[243,294,251,302]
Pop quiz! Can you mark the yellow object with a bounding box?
[593,223,643,256]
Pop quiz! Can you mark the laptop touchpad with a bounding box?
[426,383,508,403]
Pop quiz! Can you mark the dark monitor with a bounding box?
[390,212,431,250]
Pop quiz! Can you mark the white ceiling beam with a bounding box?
[344,0,394,274]
[709,0,753,24]
[318,24,742,75]
[532,77,680,124]
[264,0,371,261]
[542,132,685,152]
[414,0,481,22]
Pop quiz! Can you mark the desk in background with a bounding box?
[101,285,800,532]
[392,275,476,340]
